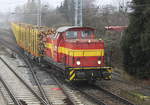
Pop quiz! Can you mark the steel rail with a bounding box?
[0,38,52,105]
[0,57,48,105]
[51,75,76,105]
[75,84,135,105]
[77,88,106,105]
[71,84,106,105]
[26,58,52,105]
[92,84,135,105]
[29,60,78,105]
[0,75,21,105]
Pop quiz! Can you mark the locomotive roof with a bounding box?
[57,26,95,32]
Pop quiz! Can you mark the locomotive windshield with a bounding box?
[66,31,78,39]
[66,30,94,39]
[81,30,93,39]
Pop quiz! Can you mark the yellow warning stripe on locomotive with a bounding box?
[69,70,75,75]
[45,43,104,57]
[69,70,76,81]
[69,73,75,81]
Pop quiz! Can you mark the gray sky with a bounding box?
[0,0,64,12]
[0,0,131,12]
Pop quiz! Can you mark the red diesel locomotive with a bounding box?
[12,23,112,81]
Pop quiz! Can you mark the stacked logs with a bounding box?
[39,28,56,55]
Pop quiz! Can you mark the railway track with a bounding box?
[0,38,52,105]
[32,60,85,105]
[0,56,47,105]
[51,75,84,105]
[73,83,135,105]
[0,75,21,105]
[29,61,81,105]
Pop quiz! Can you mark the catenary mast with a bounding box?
[75,0,83,26]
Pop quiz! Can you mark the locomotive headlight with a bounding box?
[76,61,81,65]
[88,40,91,43]
[98,60,101,65]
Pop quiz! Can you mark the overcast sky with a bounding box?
[0,0,131,12]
